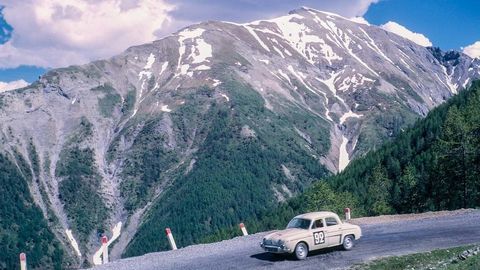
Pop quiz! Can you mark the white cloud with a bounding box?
[344,0,380,17]
[380,21,432,47]
[0,0,175,68]
[0,0,381,69]
[170,0,380,23]
[302,0,380,17]
[349,17,370,25]
[463,41,480,59]
[0,79,29,92]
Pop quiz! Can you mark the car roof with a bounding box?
[294,211,339,220]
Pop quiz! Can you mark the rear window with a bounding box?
[325,217,338,226]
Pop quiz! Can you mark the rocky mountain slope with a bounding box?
[246,80,480,237]
[0,7,479,268]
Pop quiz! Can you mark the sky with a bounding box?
[0,0,479,89]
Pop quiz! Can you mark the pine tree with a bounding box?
[398,164,418,212]
[367,164,393,215]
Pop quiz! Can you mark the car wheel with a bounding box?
[343,235,354,250]
[294,242,308,260]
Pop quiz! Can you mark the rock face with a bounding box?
[0,7,479,263]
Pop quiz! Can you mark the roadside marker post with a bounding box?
[19,253,27,270]
[92,222,122,265]
[165,228,178,250]
[239,223,248,236]
[101,236,109,264]
[344,208,351,221]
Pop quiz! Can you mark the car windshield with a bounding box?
[286,218,311,229]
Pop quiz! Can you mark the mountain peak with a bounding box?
[289,6,346,20]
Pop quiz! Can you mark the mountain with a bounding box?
[0,7,479,268]
[249,80,480,232]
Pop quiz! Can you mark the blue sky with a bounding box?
[364,0,480,51]
[0,0,478,85]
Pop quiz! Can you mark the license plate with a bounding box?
[266,247,278,252]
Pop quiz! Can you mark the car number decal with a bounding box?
[313,231,325,245]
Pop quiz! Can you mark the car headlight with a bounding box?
[278,239,285,245]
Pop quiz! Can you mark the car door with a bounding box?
[309,218,328,251]
[324,216,343,247]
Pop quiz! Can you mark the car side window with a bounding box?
[325,217,338,226]
[311,219,324,229]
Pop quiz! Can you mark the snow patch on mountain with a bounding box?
[161,105,172,112]
[318,39,342,64]
[277,69,292,85]
[138,53,155,79]
[221,94,230,101]
[160,61,168,75]
[211,78,221,87]
[338,73,375,91]
[442,66,458,94]
[272,46,286,58]
[194,64,210,71]
[144,53,156,69]
[358,27,395,65]
[287,65,333,121]
[340,111,363,125]
[176,28,212,76]
[316,71,341,95]
[259,59,270,64]
[243,25,270,52]
[399,58,415,74]
[338,136,350,172]
[463,78,470,89]
[65,229,81,257]
[269,13,323,65]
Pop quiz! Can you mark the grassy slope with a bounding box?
[352,245,480,270]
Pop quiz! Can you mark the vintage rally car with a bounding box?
[260,211,362,260]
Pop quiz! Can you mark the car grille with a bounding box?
[266,247,279,252]
[264,239,282,246]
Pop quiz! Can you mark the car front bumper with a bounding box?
[260,243,292,254]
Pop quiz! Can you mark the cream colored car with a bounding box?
[260,211,362,260]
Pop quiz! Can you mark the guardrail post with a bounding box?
[101,236,109,264]
[344,208,351,221]
[239,223,248,236]
[19,253,27,270]
[165,228,177,250]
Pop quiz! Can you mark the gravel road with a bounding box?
[90,209,480,270]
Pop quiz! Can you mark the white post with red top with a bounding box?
[239,223,248,236]
[101,236,109,264]
[19,253,27,270]
[344,208,351,221]
[165,228,177,250]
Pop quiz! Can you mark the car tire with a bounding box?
[294,242,308,260]
[342,235,354,250]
